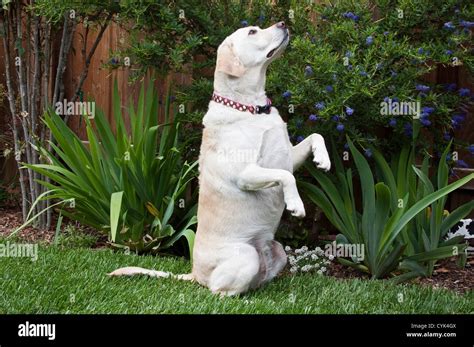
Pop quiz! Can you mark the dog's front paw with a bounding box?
[311,134,331,172]
[313,150,331,172]
[285,196,306,218]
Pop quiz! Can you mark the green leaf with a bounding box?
[110,191,124,242]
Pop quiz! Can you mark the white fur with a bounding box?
[110,23,331,296]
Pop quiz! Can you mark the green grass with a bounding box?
[0,245,472,314]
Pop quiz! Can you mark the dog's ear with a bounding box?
[216,40,246,77]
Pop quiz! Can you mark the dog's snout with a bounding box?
[276,21,286,29]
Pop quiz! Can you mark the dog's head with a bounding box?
[216,21,289,78]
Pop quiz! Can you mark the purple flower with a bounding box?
[376,63,383,70]
[296,119,303,129]
[336,123,345,132]
[445,83,457,91]
[360,70,368,77]
[451,114,465,128]
[421,106,435,114]
[389,118,397,127]
[391,70,398,77]
[296,135,305,143]
[345,106,354,116]
[443,132,452,141]
[342,12,359,21]
[468,144,474,155]
[282,90,292,99]
[308,114,318,122]
[404,123,413,137]
[459,88,470,97]
[445,50,453,55]
[416,84,430,92]
[304,65,314,77]
[345,51,353,58]
[417,47,424,54]
[347,64,353,70]
[383,96,390,103]
[456,160,469,168]
[241,20,249,27]
[443,21,455,30]
[420,118,431,127]
[366,36,374,45]
[344,143,349,150]
[364,149,373,158]
[392,97,399,103]
[325,85,334,93]
[332,115,340,122]
[314,102,325,110]
[459,20,474,28]
[383,31,389,36]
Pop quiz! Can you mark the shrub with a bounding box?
[299,137,473,280]
[20,81,198,256]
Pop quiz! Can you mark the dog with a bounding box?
[109,22,331,296]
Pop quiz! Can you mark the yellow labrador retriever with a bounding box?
[110,22,331,296]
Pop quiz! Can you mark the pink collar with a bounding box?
[212,92,272,114]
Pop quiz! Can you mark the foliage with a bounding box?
[55,223,100,249]
[22,81,198,256]
[299,137,473,280]
[268,0,473,157]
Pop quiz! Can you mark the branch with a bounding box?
[72,12,113,102]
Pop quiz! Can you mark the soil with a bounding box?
[0,207,107,247]
[328,257,473,295]
[0,207,472,294]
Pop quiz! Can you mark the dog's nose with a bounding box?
[276,21,286,29]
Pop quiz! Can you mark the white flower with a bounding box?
[295,248,302,254]
[313,263,320,268]
[301,246,308,252]
[288,256,296,265]
[321,266,327,272]
[290,266,298,273]
[317,270,323,275]
[301,265,312,272]
[328,254,335,261]
[284,246,291,252]
[311,254,319,261]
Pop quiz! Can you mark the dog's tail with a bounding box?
[108,266,194,281]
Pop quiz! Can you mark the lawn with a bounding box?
[0,245,472,314]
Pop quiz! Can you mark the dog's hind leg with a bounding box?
[208,244,260,296]
[257,240,287,285]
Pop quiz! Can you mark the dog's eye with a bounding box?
[248,29,257,35]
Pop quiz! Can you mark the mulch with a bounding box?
[0,207,472,294]
[328,257,473,295]
[0,207,107,247]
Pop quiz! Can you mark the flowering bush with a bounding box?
[285,245,333,275]
[266,0,473,157]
